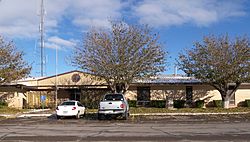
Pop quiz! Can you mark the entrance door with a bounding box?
[186,86,193,106]
[69,89,81,101]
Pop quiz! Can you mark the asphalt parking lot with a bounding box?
[0,113,250,141]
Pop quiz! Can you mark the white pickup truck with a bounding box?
[98,93,129,120]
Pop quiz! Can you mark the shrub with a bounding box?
[173,100,185,108]
[213,100,223,108]
[245,100,250,107]
[80,90,108,109]
[0,101,8,106]
[82,100,99,109]
[195,100,204,108]
[150,100,166,108]
[128,100,137,107]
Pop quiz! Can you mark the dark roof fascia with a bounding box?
[24,84,108,87]
[0,84,26,88]
[22,84,109,91]
[0,84,27,92]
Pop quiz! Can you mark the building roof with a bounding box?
[12,70,250,86]
[14,71,202,85]
[134,75,201,84]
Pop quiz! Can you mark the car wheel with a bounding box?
[76,112,80,119]
[123,112,128,120]
[83,110,86,117]
[56,115,61,119]
[97,113,103,120]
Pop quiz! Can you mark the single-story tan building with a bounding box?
[0,70,249,109]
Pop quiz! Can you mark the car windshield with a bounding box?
[60,102,75,106]
[104,94,123,101]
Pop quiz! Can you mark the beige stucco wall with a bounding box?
[126,84,250,107]
[199,85,250,107]
[7,92,26,109]
[8,71,250,108]
[133,84,214,101]
[236,89,250,106]
[16,71,106,87]
[125,90,137,100]
[37,71,106,86]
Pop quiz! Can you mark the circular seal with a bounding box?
[71,74,81,83]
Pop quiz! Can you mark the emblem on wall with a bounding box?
[71,74,81,83]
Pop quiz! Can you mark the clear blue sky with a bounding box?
[0,0,250,77]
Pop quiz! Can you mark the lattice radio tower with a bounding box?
[39,0,45,77]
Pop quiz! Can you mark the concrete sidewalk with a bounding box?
[17,109,53,118]
[0,109,52,118]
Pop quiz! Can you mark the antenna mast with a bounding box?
[39,0,45,77]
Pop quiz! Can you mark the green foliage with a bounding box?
[195,100,204,108]
[0,36,31,84]
[0,106,25,114]
[0,101,8,106]
[80,90,108,109]
[0,101,8,108]
[128,100,137,107]
[173,100,185,108]
[81,98,99,109]
[150,100,166,108]
[213,100,223,108]
[245,100,250,107]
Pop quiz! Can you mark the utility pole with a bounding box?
[55,43,58,107]
[39,0,45,77]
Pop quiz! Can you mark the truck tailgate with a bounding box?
[99,101,124,110]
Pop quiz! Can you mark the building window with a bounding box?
[137,87,150,106]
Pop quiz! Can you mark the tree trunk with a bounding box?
[110,84,117,93]
[221,91,230,109]
[223,98,230,109]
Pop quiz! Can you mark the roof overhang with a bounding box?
[0,84,27,93]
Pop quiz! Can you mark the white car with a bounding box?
[56,100,86,119]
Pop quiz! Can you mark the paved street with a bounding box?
[0,114,250,142]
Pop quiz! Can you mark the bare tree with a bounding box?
[178,35,250,108]
[71,21,166,93]
[0,36,31,84]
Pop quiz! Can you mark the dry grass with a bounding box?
[85,107,250,114]
[130,107,250,114]
[0,106,26,114]
[2,106,250,115]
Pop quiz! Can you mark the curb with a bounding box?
[130,112,250,116]
[0,114,12,117]
[17,113,52,118]
[22,109,51,114]
[0,109,52,118]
